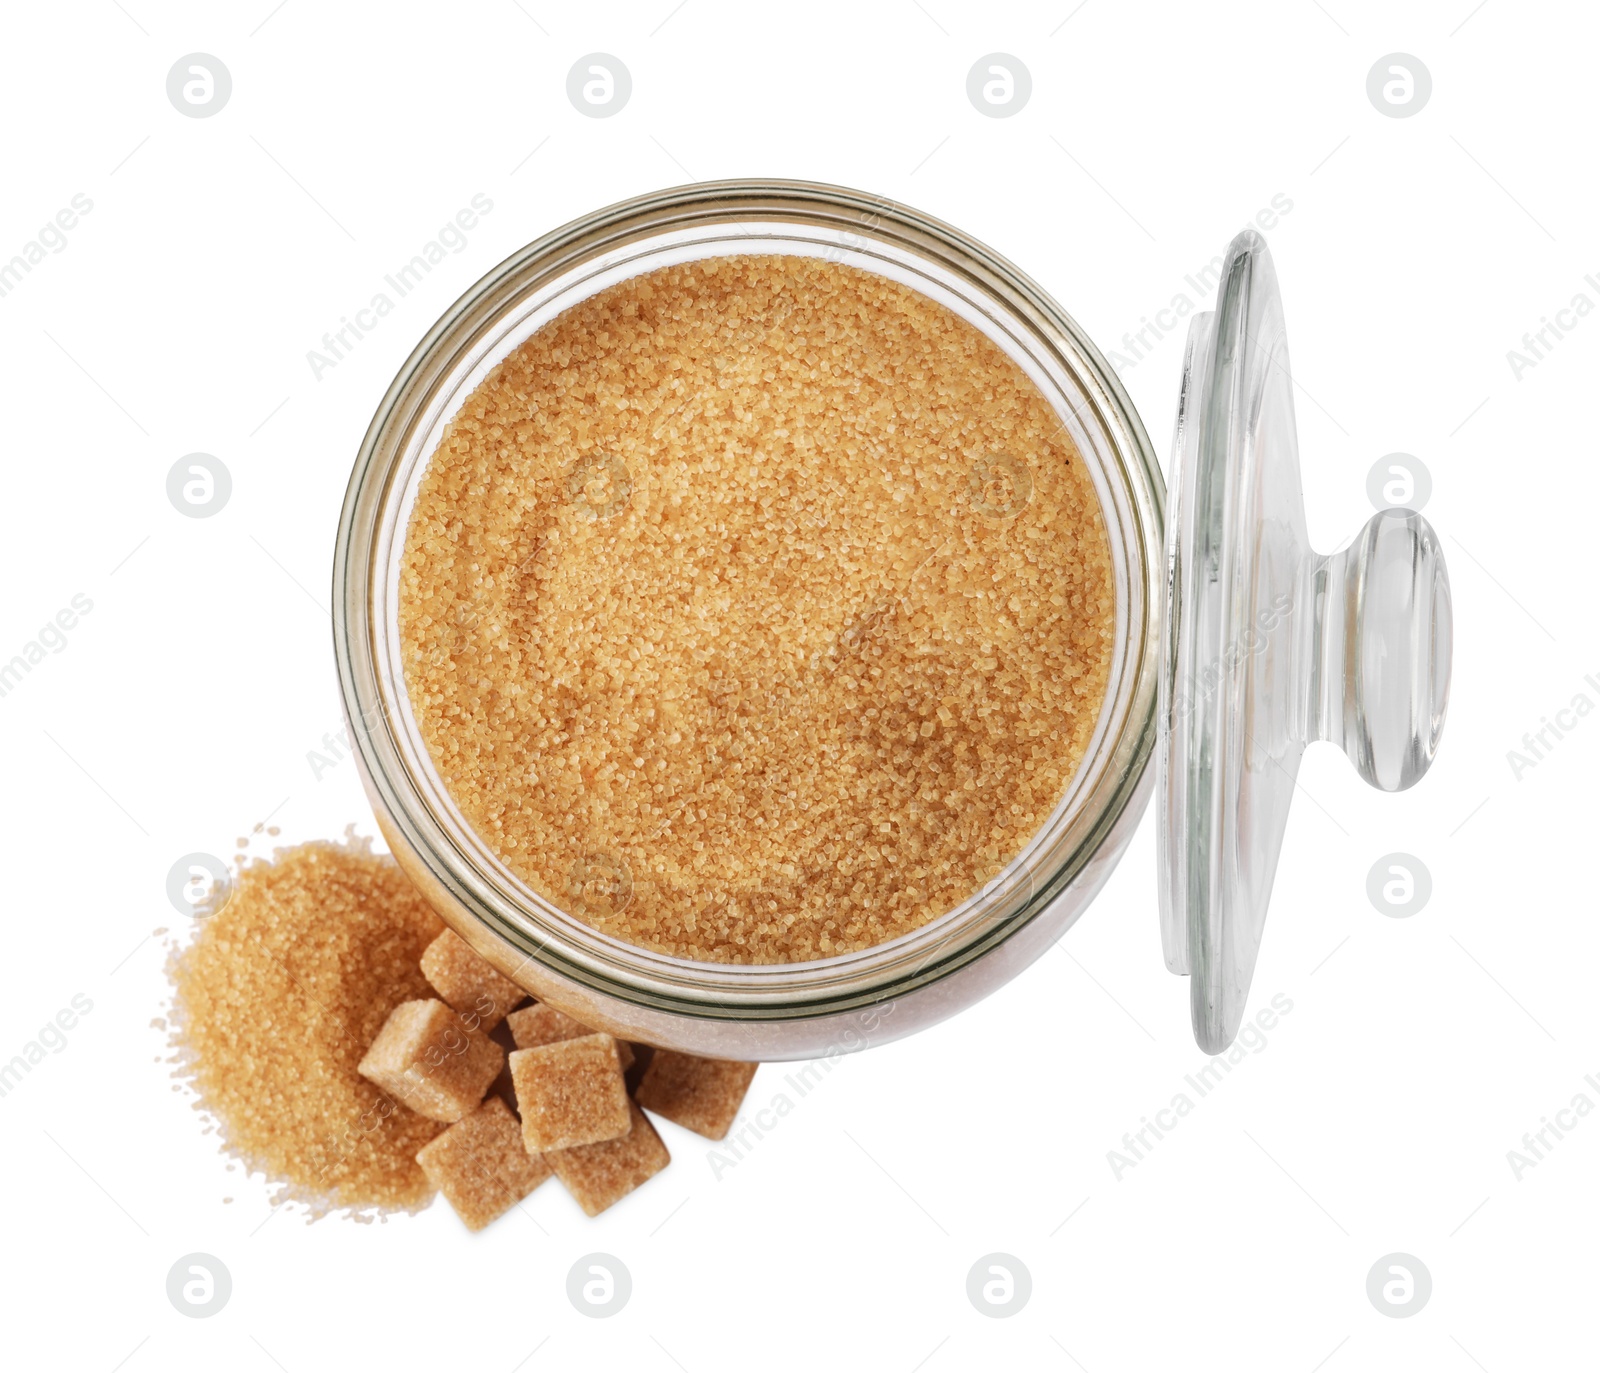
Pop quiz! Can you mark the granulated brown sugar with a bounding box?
[168,838,448,1218]
[400,254,1114,963]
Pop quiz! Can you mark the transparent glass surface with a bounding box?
[334,181,1165,1060]
[1159,231,1453,1052]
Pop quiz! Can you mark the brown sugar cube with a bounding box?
[358,999,503,1123]
[547,1100,670,1217]
[636,1051,758,1140]
[419,929,527,1031]
[507,1003,634,1068]
[510,1034,631,1152]
[416,1097,552,1231]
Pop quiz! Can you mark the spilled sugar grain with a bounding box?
[166,835,449,1220]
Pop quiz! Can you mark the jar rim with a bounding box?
[333,178,1166,1026]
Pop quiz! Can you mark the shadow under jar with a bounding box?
[334,180,1450,1061]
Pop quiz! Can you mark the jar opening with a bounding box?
[335,182,1163,1050]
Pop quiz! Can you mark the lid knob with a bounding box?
[1311,509,1452,792]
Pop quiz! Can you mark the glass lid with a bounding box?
[1158,230,1453,1052]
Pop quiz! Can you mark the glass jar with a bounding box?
[333,179,1449,1060]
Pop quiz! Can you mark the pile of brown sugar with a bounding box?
[399,254,1114,963]
[168,838,448,1217]
[168,835,764,1225]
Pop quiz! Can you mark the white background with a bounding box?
[0,2,1593,1369]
